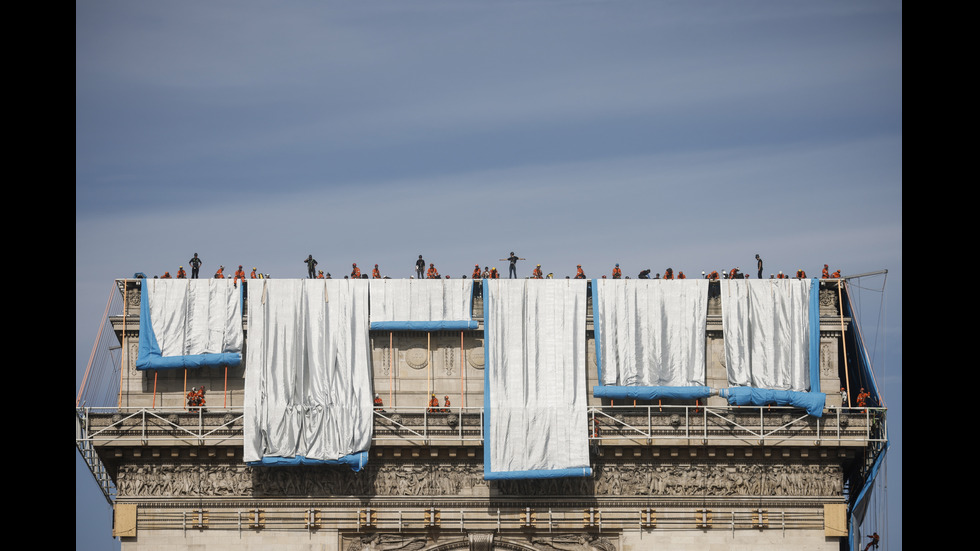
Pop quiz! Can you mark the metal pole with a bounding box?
[118,280,129,410]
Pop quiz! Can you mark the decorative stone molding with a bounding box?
[466,346,485,370]
[115,459,842,500]
[405,345,428,370]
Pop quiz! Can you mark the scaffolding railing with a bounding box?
[76,404,885,448]
[76,403,885,505]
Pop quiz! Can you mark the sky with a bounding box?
[76,1,902,549]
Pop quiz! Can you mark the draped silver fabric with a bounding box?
[145,278,242,356]
[485,279,589,474]
[595,279,708,387]
[244,279,373,463]
[368,279,472,323]
[720,279,811,391]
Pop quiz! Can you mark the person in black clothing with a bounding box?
[756,254,763,279]
[189,253,202,279]
[304,254,318,278]
[638,269,651,279]
[501,252,525,279]
[416,255,425,279]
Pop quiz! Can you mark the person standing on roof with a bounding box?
[351,263,361,278]
[612,264,622,279]
[756,254,764,279]
[176,266,186,279]
[304,255,318,279]
[532,264,543,279]
[575,265,586,279]
[372,264,382,279]
[189,253,202,279]
[501,252,525,279]
[415,255,425,279]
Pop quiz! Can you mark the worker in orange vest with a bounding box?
[575,265,586,279]
[373,394,385,412]
[612,264,622,279]
[214,266,225,279]
[472,265,481,279]
[351,263,361,278]
[372,264,381,279]
[161,271,172,279]
[532,264,543,279]
[176,266,186,279]
[427,394,440,413]
[443,395,451,413]
[234,265,246,285]
[427,264,440,279]
[250,267,258,278]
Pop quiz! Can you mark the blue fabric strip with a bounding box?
[483,283,492,478]
[809,278,820,393]
[593,386,711,400]
[370,320,478,331]
[592,279,602,384]
[719,387,826,417]
[849,440,889,550]
[484,466,593,480]
[246,451,368,472]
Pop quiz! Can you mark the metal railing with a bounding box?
[76,403,884,505]
[76,404,885,448]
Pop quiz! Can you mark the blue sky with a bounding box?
[76,1,902,549]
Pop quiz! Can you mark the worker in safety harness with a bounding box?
[427,394,440,413]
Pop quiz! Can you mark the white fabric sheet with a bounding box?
[368,279,472,323]
[485,279,589,474]
[720,279,811,391]
[145,278,242,356]
[244,279,373,463]
[595,279,708,387]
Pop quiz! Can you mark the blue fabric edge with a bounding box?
[370,320,478,331]
[483,282,492,479]
[719,387,826,417]
[592,279,602,385]
[484,466,593,480]
[246,451,369,472]
[809,278,820,393]
[593,386,711,400]
[849,440,890,550]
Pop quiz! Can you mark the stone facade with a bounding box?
[85,280,870,550]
